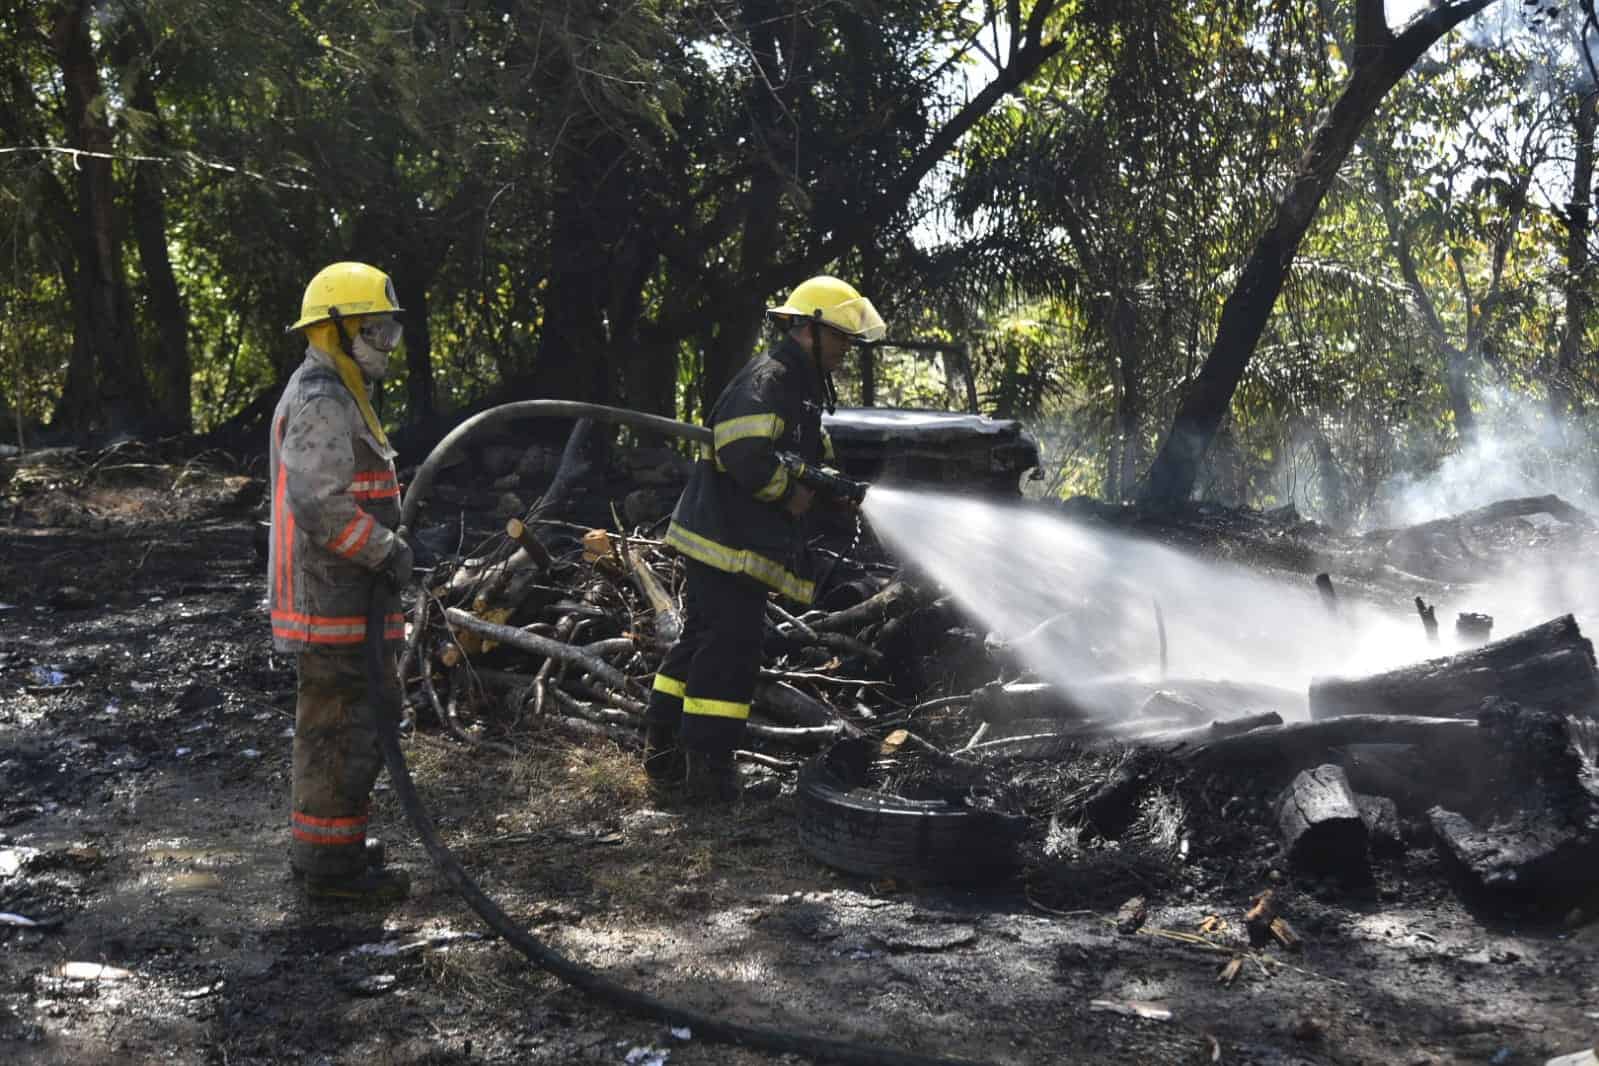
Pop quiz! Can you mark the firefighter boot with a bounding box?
[683,750,741,805]
[291,837,386,880]
[643,720,686,787]
[304,865,411,905]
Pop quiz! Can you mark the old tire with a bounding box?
[795,737,1029,884]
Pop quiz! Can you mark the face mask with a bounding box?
[351,314,401,380]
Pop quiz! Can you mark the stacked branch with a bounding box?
[403,513,950,767]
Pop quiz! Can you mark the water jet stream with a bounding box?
[860,487,1595,722]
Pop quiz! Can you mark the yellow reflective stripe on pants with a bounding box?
[652,672,686,698]
[663,522,814,604]
[684,695,750,720]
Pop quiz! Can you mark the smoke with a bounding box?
[1364,386,1599,529]
[862,487,1441,714]
[1440,0,1599,95]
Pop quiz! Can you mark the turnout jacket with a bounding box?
[268,348,406,652]
[665,337,833,604]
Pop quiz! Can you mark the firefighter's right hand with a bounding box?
[381,537,415,588]
[783,483,815,517]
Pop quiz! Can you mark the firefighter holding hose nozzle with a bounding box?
[646,275,885,802]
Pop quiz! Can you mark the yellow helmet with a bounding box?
[287,261,403,333]
[768,275,886,342]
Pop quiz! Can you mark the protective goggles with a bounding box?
[358,314,403,351]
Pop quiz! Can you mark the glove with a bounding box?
[381,537,415,588]
[783,482,816,518]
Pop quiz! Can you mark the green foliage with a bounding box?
[3,0,1597,527]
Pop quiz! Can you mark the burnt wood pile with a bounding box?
[407,463,1599,919]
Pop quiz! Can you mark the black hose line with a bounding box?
[399,401,711,535]
[369,401,1000,1066]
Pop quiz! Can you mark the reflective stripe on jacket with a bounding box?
[664,337,829,604]
[268,349,405,652]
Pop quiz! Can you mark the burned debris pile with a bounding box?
[409,457,1599,921]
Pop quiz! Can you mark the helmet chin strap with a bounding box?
[810,311,837,415]
[324,305,392,450]
[328,306,357,362]
[329,305,387,383]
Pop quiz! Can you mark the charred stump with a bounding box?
[1275,764,1368,876]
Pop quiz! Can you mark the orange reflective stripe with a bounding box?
[273,417,293,607]
[293,811,367,828]
[349,469,399,500]
[327,512,375,558]
[273,462,289,604]
[292,810,367,845]
[272,611,405,645]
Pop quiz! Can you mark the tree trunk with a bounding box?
[393,268,435,421]
[702,0,792,410]
[610,223,673,424]
[1139,0,1498,508]
[1554,90,1596,420]
[1371,138,1478,445]
[128,158,189,433]
[1110,295,1143,502]
[51,0,151,436]
[618,336,679,427]
[124,46,189,435]
[533,171,613,408]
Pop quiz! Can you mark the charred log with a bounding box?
[1309,615,1598,721]
[1181,714,1485,774]
[1430,806,1599,914]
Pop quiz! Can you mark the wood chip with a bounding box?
[56,962,133,981]
[1245,889,1277,947]
[1089,998,1173,1022]
[1217,956,1244,987]
[1115,896,1148,934]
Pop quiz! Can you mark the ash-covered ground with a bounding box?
[1,443,1595,1066]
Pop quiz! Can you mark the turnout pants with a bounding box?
[647,559,769,763]
[290,650,384,878]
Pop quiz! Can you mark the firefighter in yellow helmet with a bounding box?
[646,276,886,801]
[269,262,413,903]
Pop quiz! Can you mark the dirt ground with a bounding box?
[1,446,1596,1066]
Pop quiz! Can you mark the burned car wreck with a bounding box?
[821,406,1041,496]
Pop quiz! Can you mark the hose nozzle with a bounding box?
[776,451,868,504]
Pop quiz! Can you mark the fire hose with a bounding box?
[363,400,996,1066]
